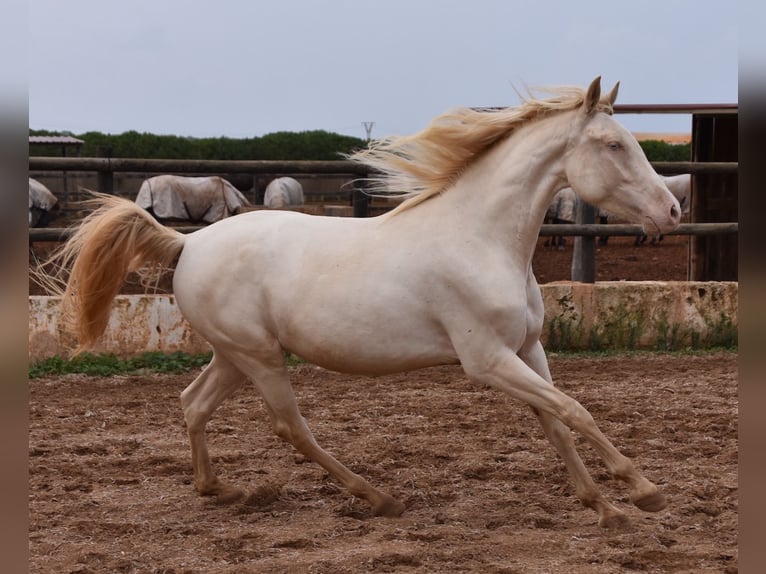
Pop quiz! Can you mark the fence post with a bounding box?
[95,146,114,194]
[571,201,596,282]
[253,175,265,205]
[353,179,369,217]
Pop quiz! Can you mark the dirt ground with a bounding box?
[530,234,690,284]
[29,352,737,573]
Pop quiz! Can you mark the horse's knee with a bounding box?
[545,417,575,446]
[556,396,595,432]
[271,415,312,449]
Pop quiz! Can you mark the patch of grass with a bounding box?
[546,346,737,360]
[29,350,307,379]
[29,351,214,379]
[284,352,306,367]
[704,312,737,349]
[29,346,734,379]
[544,307,737,354]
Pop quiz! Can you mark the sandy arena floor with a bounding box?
[29,352,737,573]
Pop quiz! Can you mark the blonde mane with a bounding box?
[350,86,615,214]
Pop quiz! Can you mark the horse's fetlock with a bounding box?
[611,459,636,482]
[272,421,292,442]
[576,487,601,508]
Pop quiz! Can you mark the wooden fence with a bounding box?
[28,156,738,281]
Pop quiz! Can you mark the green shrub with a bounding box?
[29,351,213,379]
[29,351,306,379]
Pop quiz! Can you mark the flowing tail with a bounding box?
[37,193,186,354]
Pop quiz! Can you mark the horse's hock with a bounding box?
[28,281,737,360]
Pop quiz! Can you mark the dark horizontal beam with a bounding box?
[28,157,738,176]
[29,222,738,243]
[651,161,737,175]
[537,222,738,236]
[613,103,738,115]
[28,157,370,175]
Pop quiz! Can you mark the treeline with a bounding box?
[29,129,367,160]
[638,139,691,162]
[29,128,690,162]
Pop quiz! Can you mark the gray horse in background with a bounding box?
[29,178,59,227]
[263,177,305,208]
[135,175,250,223]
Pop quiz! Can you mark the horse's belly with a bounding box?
[287,335,459,376]
[279,309,459,376]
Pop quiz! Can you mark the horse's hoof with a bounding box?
[200,483,245,504]
[631,490,667,512]
[372,496,406,517]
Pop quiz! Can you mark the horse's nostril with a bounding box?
[670,204,680,220]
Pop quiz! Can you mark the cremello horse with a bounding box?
[44,78,680,528]
[263,176,305,208]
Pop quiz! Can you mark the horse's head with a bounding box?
[564,77,681,235]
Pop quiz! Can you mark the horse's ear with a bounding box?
[605,81,620,106]
[584,76,602,114]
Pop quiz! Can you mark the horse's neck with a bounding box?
[440,114,572,263]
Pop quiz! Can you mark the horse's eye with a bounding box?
[607,141,622,151]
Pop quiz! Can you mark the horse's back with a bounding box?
[173,210,342,308]
[175,210,360,300]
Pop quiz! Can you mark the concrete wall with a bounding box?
[540,281,737,351]
[28,281,738,361]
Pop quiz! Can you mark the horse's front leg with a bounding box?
[462,348,666,521]
[519,341,629,528]
[179,353,247,503]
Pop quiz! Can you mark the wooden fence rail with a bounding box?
[29,156,738,283]
[29,156,738,176]
[28,157,369,175]
[29,222,738,243]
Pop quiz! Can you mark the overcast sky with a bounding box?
[28,0,739,140]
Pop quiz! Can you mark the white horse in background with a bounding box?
[29,178,59,227]
[635,173,690,244]
[135,175,250,223]
[545,173,691,246]
[41,78,681,529]
[543,187,577,248]
[662,174,691,214]
[263,177,304,208]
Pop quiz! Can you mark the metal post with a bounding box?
[254,175,264,205]
[353,180,369,217]
[571,201,596,282]
[95,145,114,194]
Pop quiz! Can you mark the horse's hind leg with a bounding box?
[230,350,406,517]
[463,348,666,520]
[180,352,247,502]
[520,343,629,528]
